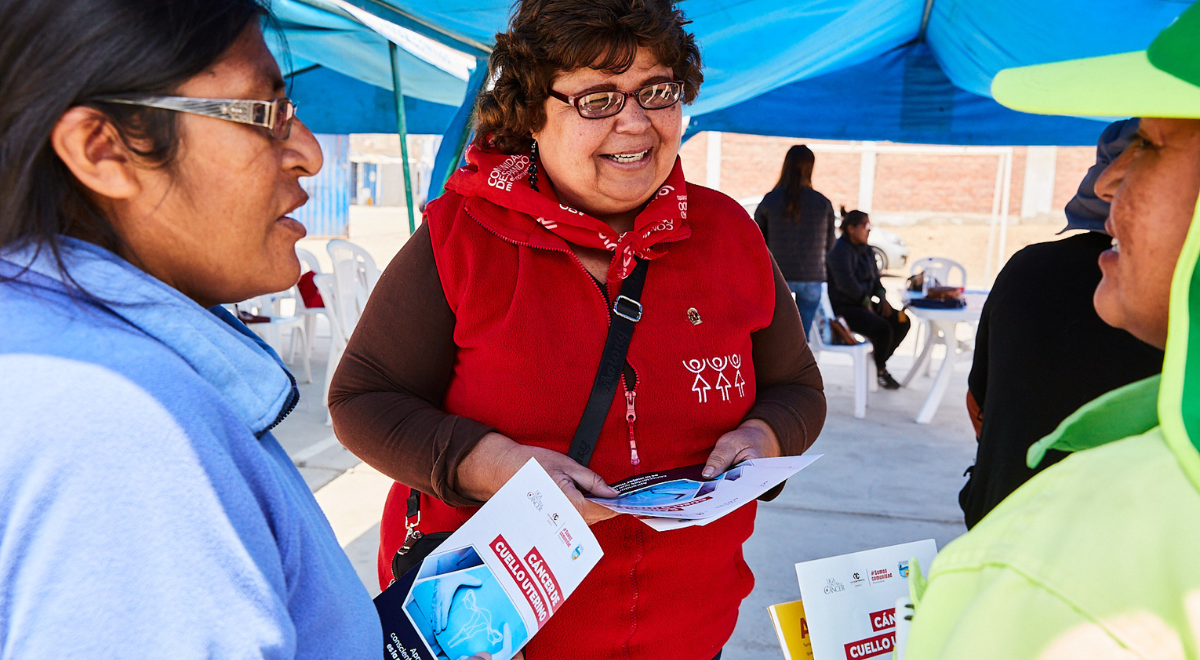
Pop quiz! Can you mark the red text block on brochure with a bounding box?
[523,548,564,613]
[868,608,895,633]
[844,632,893,660]
[491,535,550,627]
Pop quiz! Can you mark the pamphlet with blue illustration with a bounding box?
[586,455,821,531]
[375,459,602,660]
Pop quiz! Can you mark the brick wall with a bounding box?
[680,132,1096,221]
[1053,145,1097,209]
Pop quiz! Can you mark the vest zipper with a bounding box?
[625,389,639,466]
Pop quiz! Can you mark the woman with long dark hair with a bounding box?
[826,207,910,388]
[754,144,837,336]
[0,0,379,655]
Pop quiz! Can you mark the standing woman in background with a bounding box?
[754,145,837,336]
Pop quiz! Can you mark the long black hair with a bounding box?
[773,144,815,220]
[0,0,271,266]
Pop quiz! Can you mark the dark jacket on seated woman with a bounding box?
[826,235,884,311]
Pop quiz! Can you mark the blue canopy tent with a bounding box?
[271,0,1190,212]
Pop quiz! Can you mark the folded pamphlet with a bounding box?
[374,459,602,660]
[794,540,937,660]
[586,455,821,531]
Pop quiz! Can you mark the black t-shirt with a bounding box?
[961,231,1163,529]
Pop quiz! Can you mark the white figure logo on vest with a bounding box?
[682,355,746,404]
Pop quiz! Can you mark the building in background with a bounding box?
[680,132,1092,228]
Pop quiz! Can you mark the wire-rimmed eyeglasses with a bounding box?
[548,80,684,119]
[95,96,298,140]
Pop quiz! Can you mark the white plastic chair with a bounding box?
[314,273,351,426]
[326,239,380,331]
[294,247,326,359]
[234,295,312,384]
[910,256,966,290]
[908,257,967,376]
[806,283,876,419]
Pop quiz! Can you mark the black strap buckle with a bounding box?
[613,295,643,322]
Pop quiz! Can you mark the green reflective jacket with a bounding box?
[905,201,1200,658]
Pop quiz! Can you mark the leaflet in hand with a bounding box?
[586,455,821,531]
[374,459,602,660]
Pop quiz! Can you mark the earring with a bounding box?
[528,139,539,192]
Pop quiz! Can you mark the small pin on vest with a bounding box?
[687,308,702,325]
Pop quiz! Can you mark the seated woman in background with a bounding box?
[825,207,910,389]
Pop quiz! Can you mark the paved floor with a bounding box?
[273,319,977,659]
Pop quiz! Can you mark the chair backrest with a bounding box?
[326,239,380,328]
[313,273,352,347]
[910,257,966,289]
[819,281,837,321]
[233,296,267,318]
[296,247,322,275]
[805,283,838,351]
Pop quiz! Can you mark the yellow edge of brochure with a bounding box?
[768,600,814,660]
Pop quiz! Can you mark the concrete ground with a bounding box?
[270,301,976,659]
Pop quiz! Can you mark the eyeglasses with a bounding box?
[94,95,298,140]
[548,81,684,119]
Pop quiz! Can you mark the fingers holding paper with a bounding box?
[456,433,620,526]
[703,419,782,479]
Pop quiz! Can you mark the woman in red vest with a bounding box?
[330,0,827,657]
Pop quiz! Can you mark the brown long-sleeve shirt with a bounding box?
[329,223,826,506]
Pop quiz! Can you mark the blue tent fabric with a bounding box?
[274,0,467,107]
[271,0,1194,151]
[685,43,1112,145]
[288,66,455,135]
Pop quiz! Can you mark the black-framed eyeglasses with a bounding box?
[95,95,298,140]
[548,80,684,119]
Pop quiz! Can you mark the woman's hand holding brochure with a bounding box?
[586,455,822,531]
[702,419,782,478]
[458,433,620,525]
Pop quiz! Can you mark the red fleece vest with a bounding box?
[377,183,776,660]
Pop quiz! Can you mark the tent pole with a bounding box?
[998,148,1013,274]
[985,152,1003,280]
[429,56,490,201]
[389,42,417,235]
[918,0,935,40]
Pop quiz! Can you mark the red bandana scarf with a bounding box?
[444,144,692,283]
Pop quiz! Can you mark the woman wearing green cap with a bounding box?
[906,5,1200,658]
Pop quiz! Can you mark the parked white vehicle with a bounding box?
[739,195,909,272]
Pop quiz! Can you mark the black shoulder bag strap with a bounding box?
[393,258,648,582]
[567,257,649,466]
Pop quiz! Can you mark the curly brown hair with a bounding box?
[475,0,703,155]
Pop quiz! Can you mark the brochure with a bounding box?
[586,455,821,531]
[374,459,602,660]
[768,599,815,660]
[794,540,937,660]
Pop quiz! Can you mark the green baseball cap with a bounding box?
[992,1,1200,118]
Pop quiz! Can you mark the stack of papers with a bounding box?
[586,455,821,531]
